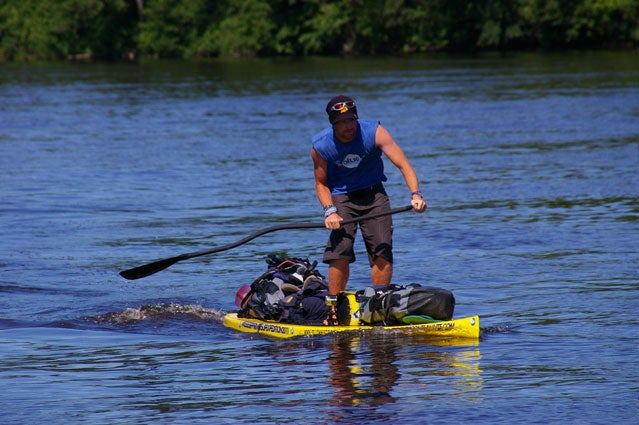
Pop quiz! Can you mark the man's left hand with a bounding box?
[411,197,427,213]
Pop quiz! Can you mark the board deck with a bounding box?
[223,313,480,340]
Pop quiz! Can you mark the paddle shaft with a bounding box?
[119,205,413,280]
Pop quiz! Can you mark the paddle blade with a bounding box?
[119,256,182,280]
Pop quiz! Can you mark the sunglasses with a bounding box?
[330,101,356,111]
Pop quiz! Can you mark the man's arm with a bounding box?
[375,125,427,212]
[311,147,344,228]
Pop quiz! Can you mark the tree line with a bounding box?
[1,0,638,61]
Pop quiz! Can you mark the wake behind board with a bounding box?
[223,313,480,340]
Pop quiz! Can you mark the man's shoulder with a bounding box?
[312,126,333,145]
[359,119,380,131]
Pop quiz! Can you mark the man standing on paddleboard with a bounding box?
[311,95,427,295]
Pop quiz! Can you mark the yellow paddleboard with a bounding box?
[223,313,480,340]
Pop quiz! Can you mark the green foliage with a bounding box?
[0,0,136,61]
[571,0,639,47]
[1,0,638,61]
[0,0,80,60]
[477,0,526,50]
[138,0,219,58]
[298,1,351,54]
[206,0,275,57]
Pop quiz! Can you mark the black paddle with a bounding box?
[119,205,413,280]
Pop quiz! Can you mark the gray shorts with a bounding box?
[323,183,393,266]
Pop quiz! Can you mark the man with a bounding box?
[311,95,427,296]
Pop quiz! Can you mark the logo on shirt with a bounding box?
[341,154,361,168]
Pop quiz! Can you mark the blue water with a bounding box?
[1,52,638,424]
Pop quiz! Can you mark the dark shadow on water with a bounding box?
[324,332,483,423]
[327,332,399,408]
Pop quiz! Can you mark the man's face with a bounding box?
[333,118,358,143]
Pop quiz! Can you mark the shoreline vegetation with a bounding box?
[1,0,638,62]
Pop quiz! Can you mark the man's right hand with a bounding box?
[324,213,343,230]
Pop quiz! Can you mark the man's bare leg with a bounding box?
[328,259,350,295]
[371,256,392,285]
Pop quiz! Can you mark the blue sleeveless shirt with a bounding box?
[312,119,387,195]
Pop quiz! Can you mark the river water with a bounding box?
[1,51,638,424]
